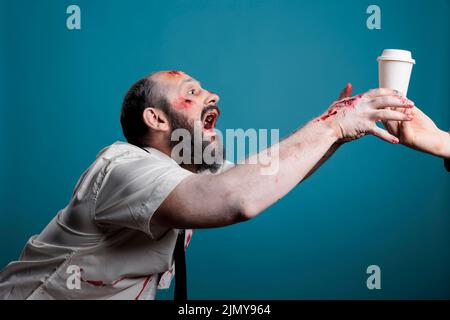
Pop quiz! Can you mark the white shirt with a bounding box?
[0,141,233,300]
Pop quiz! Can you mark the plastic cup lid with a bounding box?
[377,49,416,64]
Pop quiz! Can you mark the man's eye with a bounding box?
[188,89,196,95]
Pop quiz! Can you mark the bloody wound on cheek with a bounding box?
[172,97,193,109]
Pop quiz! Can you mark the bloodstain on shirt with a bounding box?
[184,231,192,251]
[134,275,152,300]
[84,280,105,286]
[81,276,135,287]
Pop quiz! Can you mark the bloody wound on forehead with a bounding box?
[166,70,184,76]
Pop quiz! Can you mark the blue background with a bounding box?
[1,0,449,299]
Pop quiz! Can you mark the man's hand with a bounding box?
[302,83,354,180]
[316,88,415,144]
[383,106,450,159]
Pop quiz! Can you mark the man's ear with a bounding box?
[142,107,170,132]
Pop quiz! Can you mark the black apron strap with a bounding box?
[174,229,187,301]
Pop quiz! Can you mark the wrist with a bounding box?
[312,112,343,141]
[438,130,450,159]
[309,117,340,144]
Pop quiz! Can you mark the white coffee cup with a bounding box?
[377,49,415,96]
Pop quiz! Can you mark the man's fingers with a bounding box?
[338,83,353,100]
[366,88,403,97]
[369,126,400,144]
[370,96,414,109]
[373,109,413,122]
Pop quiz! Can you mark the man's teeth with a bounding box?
[203,119,214,130]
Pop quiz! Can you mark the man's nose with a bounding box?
[205,92,220,106]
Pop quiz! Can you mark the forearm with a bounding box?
[223,119,338,219]
[303,142,342,181]
[438,130,450,159]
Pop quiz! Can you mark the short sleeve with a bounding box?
[94,151,193,239]
[220,160,236,173]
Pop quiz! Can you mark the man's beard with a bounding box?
[167,109,225,173]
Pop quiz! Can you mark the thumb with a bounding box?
[382,119,400,136]
[399,112,414,141]
[338,83,353,100]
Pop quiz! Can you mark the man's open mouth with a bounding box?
[202,108,219,131]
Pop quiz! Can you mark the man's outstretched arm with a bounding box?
[153,89,414,229]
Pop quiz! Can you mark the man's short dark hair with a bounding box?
[120,77,170,147]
